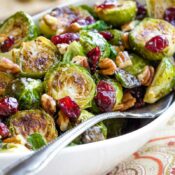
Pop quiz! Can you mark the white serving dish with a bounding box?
[0,0,175,175]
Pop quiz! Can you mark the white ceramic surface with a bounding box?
[0,1,175,175]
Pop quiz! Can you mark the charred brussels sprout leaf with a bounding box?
[124,53,149,76]
[44,62,96,109]
[73,110,107,144]
[63,41,85,62]
[80,30,110,58]
[14,36,58,78]
[144,57,175,103]
[0,11,38,50]
[0,72,14,96]
[27,133,47,150]
[115,69,141,88]
[129,18,175,61]
[8,110,58,142]
[95,0,137,26]
[6,78,43,110]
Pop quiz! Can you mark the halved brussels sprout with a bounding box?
[63,41,85,62]
[0,11,38,50]
[94,0,137,26]
[8,110,58,142]
[115,69,141,88]
[13,36,58,78]
[107,29,123,46]
[44,62,96,109]
[73,110,107,144]
[129,18,175,61]
[6,78,43,110]
[124,53,149,76]
[146,0,175,19]
[80,30,110,58]
[0,72,14,96]
[144,57,175,103]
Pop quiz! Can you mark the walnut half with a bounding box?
[138,66,155,86]
[99,58,117,75]
[113,91,136,111]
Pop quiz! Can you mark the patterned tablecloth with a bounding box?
[108,116,175,175]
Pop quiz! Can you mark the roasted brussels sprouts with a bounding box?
[129,18,175,61]
[44,62,96,109]
[95,0,137,26]
[107,29,123,46]
[0,11,38,51]
[124,53,149,76]
[63,41,85,62]
[80,30,110,58]
[115,69,141,88]
[8,110,58,142]
[13,36,58,78]
[0,72,14,96]
[144,57,175,103]
[6,78,43,110]
[73,110,107,144]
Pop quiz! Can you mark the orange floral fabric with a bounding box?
[108,117,175,175]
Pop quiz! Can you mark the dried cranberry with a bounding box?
[95,81,116,112]
[0,36,15,53]
[136,1,147,20]
[0,122,9,139]
[51,33,79,45]
[145,35,169,53]
[164,7,175,26]
[99,31,113,41]
[0,97,18,118]
[129,87,145,108]
[97,0,116,9]
[87,47,101,74]
[58,96,81,122]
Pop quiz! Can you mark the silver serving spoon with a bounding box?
[1,93,174,175]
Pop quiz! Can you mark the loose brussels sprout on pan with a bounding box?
[94,0,137,26]
[144,57,175,103]
[6,78,43,110]
[8,110,58,142]
[44,62,96,109]
[80,30,110,58]
[0,11,38,51]
[0,72,14,96]
[13,36,58,78]
[129,18,175,61]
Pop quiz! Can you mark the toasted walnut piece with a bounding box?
[99,58,117,75]
[57,43,69,54]
[116,51,132,69]
[121,33,130,49]
[0,57,20,74]
[43,14,58,31]
[3,135,26,145]
[115,45,125,53]
[121,21,139,32]
[138,66,155,86]
[71,56,89,69]
[57,111,70,132]
[41,94,56,115]
[113,91,136,111]
[68,22,81,33]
